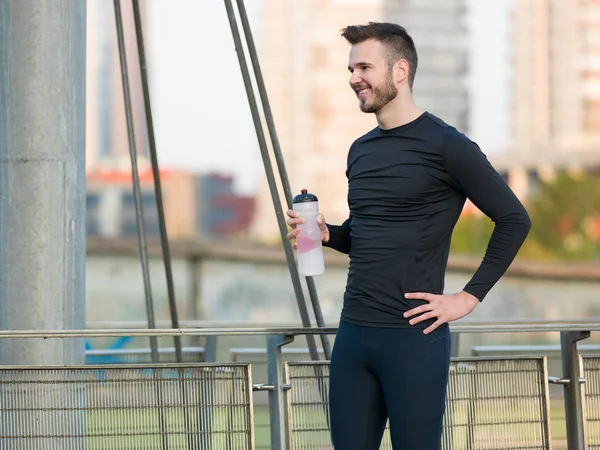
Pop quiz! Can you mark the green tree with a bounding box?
[526,170,600,261]
[450,170,600,262]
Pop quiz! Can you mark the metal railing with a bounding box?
[0,363,255,449]
[285,357,553,449]
[0,321,599,449]
[85,347,206,364]
[583,356,600,449]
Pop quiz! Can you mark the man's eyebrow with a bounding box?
[348,62,374,71]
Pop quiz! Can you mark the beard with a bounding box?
[356,72,398,113]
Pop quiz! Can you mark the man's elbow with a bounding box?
[497,208,531,240]
[517,208,532,240]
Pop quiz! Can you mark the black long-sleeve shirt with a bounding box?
[324,112,531,328]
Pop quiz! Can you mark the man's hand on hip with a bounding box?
[403,290,479,334]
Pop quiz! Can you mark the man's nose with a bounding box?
[349,72,362,86]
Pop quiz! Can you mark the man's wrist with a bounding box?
[461,290,480,305]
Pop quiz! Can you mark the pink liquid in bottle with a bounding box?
[296,235,318,253]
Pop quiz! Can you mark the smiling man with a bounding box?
[286,22,531,449]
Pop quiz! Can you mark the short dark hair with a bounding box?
[341,22,418,89]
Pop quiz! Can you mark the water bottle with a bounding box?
[292,189,325,276]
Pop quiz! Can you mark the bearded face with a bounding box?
[347,40,399,114]
[352,69,398,113]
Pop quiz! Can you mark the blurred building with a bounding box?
[512,0,600,153]
[86,167,255,240]
[196,174,256,238]
[86,0,149,169]
[384,0,470,133]
[495,0,600,197]
[251,0,470,242]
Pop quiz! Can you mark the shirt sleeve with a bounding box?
[323,146,354,255]
[443,127,531,301]
[323,217,352,255]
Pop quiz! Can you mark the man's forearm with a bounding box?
[323,221,351,255]
[463,210,531,301]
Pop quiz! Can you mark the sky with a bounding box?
[146,0,514,195]
[467,0,514,156]
[147,0,262,194]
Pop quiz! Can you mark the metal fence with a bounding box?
[0,363,255,450]
[285,357,551,450]
[0,323,599,449]
[443,357,552,449]
[584,356,600,449]
[231,348,326,449]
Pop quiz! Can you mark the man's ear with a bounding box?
[395,59,409,85]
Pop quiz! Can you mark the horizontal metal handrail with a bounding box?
[1,320,600,338]
[86,318,600,329]
[85,346,205,355]
[548,376,586,385]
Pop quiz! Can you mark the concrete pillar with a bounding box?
[0,0,87,365]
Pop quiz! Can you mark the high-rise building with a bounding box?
[511,0,600,160]
[251,0,470,242]
[251,0,383,242]
[490,0,600,198]
[86,0,149,168]
[385,0,470,133]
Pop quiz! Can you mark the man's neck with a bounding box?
[375,93,423,130]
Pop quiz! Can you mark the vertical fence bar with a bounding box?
[267,334,294,450]
[113,3,168,449]
[234,0,332,361]
[130,0,184,363]
[245,365,256,450]
[112,0,159,365]
[127,4,197,446]
[541,357,553,449]
[561,330,590,450]
[222,0,321,364]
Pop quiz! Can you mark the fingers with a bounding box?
[317,214,330,243]
[317,213,326,228]
[286,210,302,248]
[403,304,432,319]
[286,210,304,229]
[424,319,446,335]
[404,292,451,333]
[286,228,300,243]
[407,311,436,326]
[404,293,442,330]
[404,292,436,302]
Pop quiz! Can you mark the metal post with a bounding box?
[114,2,170,448]
[450,332,460,358]
[234,0,332,360]
[131,0,183,363]
[204,336,218,363]
[0,1,86,448]
[0,0,86,364]
[188,256,203,349]
[267,334,294,450]
[223,0,320,363]
[561,330,590,450]
[113,0,160,365]
[465,364,478,450]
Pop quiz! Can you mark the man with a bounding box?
[286,22,530,449]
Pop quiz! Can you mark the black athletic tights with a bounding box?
[329,319,451,450]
